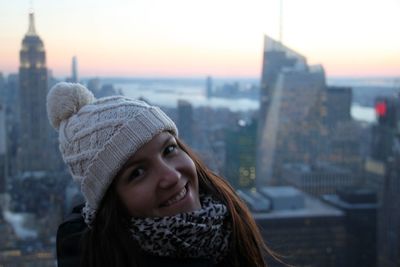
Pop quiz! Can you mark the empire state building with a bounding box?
[18,12,50,173]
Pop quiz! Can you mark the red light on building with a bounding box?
[375,101,387,117]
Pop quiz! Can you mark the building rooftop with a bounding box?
[259,186,300,198]
[237,189,271,212]
[263,35,307,71]
[283,161,351,175]
[242,186,344,220]
[322,194,378,210]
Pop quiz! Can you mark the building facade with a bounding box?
[242,186,347,267]
[0,74,6,193]
[18,12,51,173]
[225,119,257,189]
[323,188,378,267]
[376,94,400,267]
[281,162,360,197]
[257,35,364,189]
[257,36,328,186]
[177,99,194,146]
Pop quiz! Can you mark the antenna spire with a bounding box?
[27,12,37,36]
[29,0,34,13]
[26,0,37,36]
[279,0,283,43]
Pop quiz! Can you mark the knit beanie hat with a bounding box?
[46,82,178,224]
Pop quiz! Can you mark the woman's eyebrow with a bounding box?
[122,135,175,169]
[162,136,175,147]
[120,152,147,175]
[124,158,144,170]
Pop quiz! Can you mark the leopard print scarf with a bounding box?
[129,195,231,264]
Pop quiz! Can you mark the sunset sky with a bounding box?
[1,0,399,78]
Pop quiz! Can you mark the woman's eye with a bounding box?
[129,167,145,180]
[164,144,177,155]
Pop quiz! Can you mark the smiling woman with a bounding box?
[115,132,201,218]
[46,82,279,267]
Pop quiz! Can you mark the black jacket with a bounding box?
[56,205,216,267]
[56,205,86,267]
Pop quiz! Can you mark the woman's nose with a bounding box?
[157,161,181,189]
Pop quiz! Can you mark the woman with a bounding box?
[47,82,278,267]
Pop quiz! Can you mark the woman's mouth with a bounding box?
[161,184,188,207]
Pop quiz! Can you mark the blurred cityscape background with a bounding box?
[0,1,399,266]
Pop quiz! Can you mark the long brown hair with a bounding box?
[81,137,278,267]
[177,139,277,267]
[80,180,142,267]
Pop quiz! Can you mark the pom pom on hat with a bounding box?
[47,82,95,130]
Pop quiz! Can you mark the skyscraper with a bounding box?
[249,186,347,267]
[376,94,400,267]
[18,12,50,173]
[281,162,360,197]
[324,87,364,172]
[0,74,6,193]
[177,99,194,146]
[378,144,400,267]
[326,87,352,126]
[206,76,213,98]
[66,56,79,83]
[0,73,4,99]
[71,56,78,83]
[4,74,19,178]
[258,35,306,130]
[257,35,326,187]
[323,188,378,267]
[225,119,257,189]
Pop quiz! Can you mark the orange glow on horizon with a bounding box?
[1,0,399,78]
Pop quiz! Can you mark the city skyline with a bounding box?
[1,0,399,78]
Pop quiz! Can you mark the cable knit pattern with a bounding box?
[46,82,178,225]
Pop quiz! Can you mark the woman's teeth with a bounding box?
[164,186,187,207]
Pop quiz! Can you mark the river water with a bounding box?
[114,79,378,123]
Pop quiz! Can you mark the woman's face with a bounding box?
[115,132,201,218]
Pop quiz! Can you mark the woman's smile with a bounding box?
[161,183,188,207]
